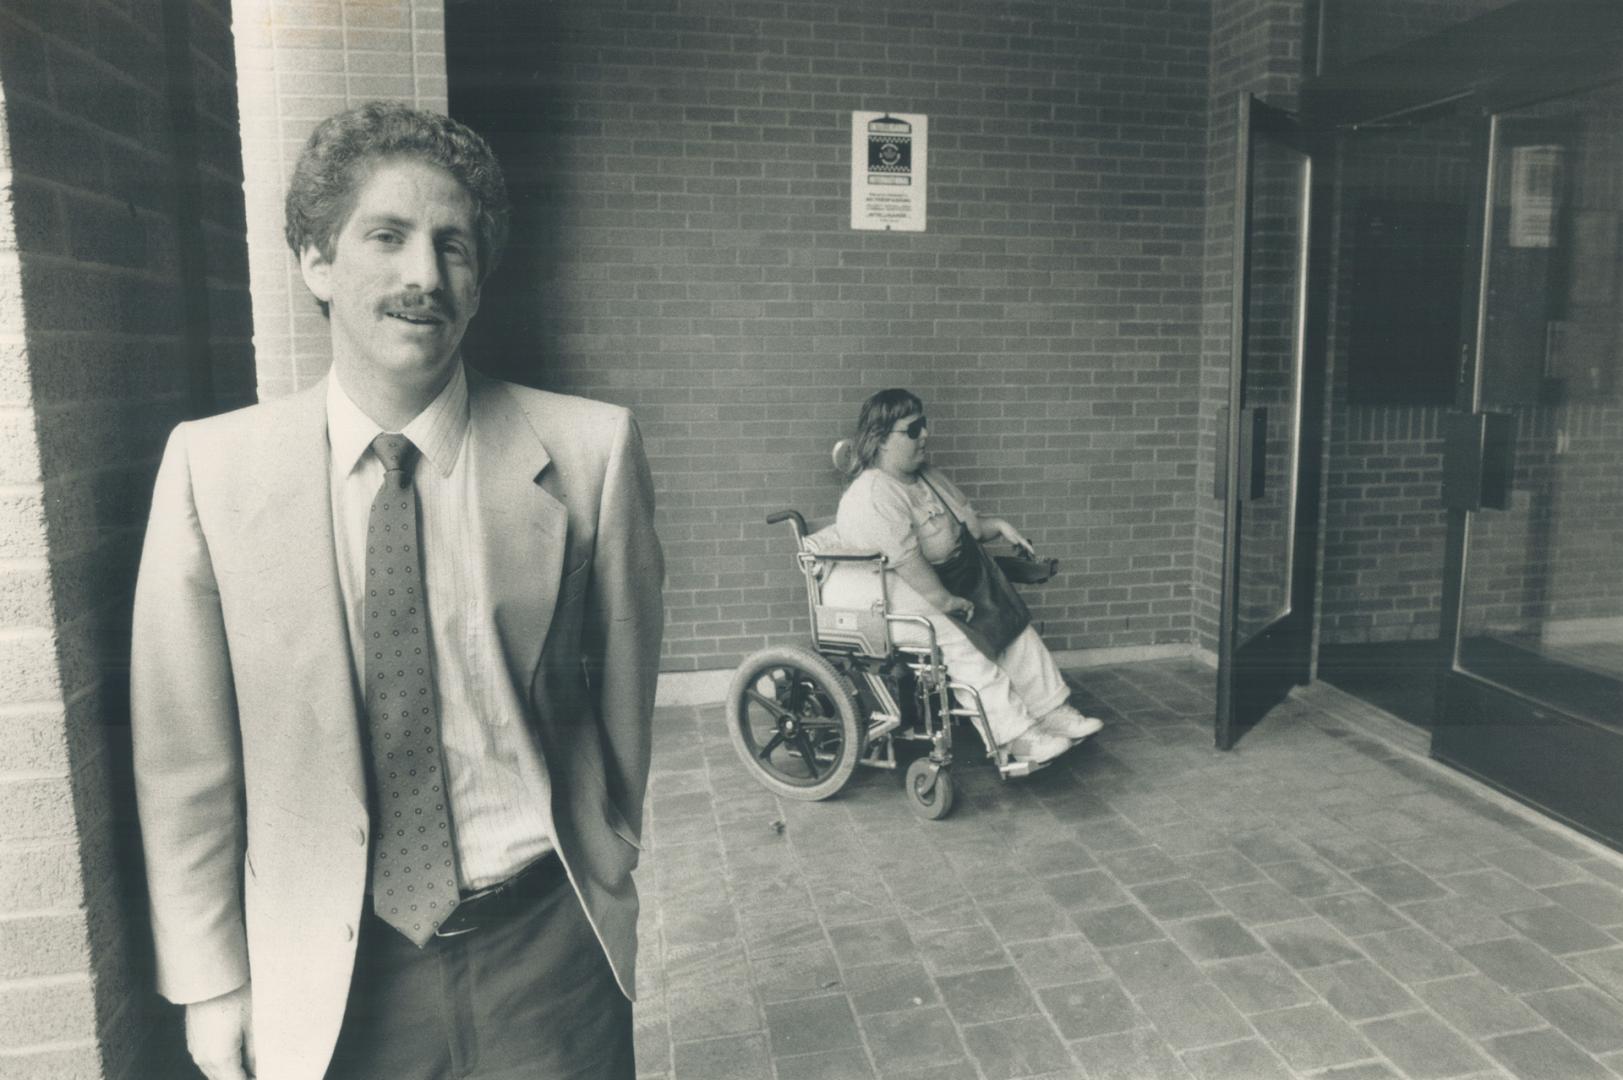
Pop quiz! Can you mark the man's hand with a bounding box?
[185,983,255,1079]
[942,595,975,620]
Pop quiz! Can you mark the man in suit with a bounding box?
[131,101,664,1079]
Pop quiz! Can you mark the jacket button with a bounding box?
[343,924,355,942]
[354,826,367,847]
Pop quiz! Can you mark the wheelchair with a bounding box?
[725,506,1061,821]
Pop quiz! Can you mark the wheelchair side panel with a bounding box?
[812,604,890,657]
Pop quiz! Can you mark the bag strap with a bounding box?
[917,470,967,527]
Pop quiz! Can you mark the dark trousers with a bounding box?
[325,856,635,1080]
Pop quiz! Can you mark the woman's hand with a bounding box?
[888,550,974,621]
[993,519,1035,557]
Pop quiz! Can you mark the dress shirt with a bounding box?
[327,363,553,890]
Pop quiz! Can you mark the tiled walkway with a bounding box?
[630,660,1623,1079]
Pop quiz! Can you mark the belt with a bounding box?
[431,853,566,939]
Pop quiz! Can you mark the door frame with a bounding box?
[1302,0,1623,130]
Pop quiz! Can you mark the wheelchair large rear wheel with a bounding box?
[727,645,864,801]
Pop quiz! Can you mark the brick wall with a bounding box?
[232,0,447,400]
[1321,406,1448,642]
[447,0,1214,673]
[0,0,253,1075]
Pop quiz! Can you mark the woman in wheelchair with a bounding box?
[826,388,1103,766]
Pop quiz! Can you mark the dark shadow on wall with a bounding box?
[445,0,573,392]
[2,0,255,1074]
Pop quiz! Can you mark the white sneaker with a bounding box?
[1004,728,1072,764]
[1036,705,1104,742]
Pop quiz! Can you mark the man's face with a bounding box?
[299,156,482,391]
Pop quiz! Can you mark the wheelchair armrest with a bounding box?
[808,551,887,564]
[993,551,1059,584]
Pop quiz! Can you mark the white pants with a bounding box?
[822,564,1072,746]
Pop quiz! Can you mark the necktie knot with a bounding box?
[372,433,419,486]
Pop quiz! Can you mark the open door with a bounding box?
[1216,95,1328,750]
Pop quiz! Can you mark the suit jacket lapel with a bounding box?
[251,380,368,811]
[468,371,568,688]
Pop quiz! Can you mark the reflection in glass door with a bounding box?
[1435,79,1623,847]
[1458,86,1623,714]
[1235,135,1309,647]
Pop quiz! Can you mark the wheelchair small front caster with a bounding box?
[904,758,954,820]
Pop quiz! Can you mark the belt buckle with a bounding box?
[433,881,503,938]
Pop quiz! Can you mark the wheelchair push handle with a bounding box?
[766,510,808,539]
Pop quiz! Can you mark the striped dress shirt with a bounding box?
[327,363,553,891]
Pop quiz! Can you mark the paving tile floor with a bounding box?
[630,660,1623,1079]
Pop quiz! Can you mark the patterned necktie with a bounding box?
[365,433,459,945]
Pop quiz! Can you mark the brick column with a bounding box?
[0,0,254,1075]
[231,0,447,399]
[0,166,102,1075]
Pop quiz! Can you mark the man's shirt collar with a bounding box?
[326,362,469,478]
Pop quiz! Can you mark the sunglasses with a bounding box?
[891,416,928,440]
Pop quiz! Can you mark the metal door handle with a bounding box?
[1240,406,1268,501]
[1442,411,1513,511]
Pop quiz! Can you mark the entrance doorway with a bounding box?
[1316,111,1483,731]
[1223,2,1623,848]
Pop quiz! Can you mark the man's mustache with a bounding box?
[382,291,452,321]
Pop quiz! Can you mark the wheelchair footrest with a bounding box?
[998,758,1051,779]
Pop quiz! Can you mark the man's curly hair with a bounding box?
[284,101,510,311]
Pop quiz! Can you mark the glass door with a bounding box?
[1433,78,1623,847]
[1216,95,1328,750]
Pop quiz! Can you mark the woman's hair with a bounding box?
[284,101,511,313]
[846,388,925,476]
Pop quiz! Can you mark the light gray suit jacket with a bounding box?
[130,371,664,1080]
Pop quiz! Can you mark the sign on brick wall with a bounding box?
[851,111,928,231]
